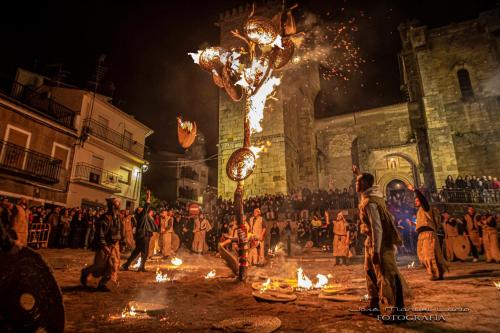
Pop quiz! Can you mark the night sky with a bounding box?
[1,0,498,185]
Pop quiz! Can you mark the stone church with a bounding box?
[217,3,500,199]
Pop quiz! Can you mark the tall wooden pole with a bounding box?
[235,101,251,281]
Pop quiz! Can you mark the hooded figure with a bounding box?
[80,197,122,291]
[408,184,448,280]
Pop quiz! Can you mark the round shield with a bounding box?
[218,242,239,276]
[252,291,297,303]
[453,236,471,261]
[213,315,281,333]
[0,247,65,333]
[172,233,180,252]
[318,294,360,302]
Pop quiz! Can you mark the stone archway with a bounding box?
[377,172,414,197]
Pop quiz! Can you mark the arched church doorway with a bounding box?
[385,179,413,209]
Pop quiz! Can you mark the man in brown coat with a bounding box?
[353,166,410,322]
[160,209,174,258]
[11,198,28,247]
[80,197,122,291]
[333,212,349,265]
[479,214,500,263]
[463,206,481,262]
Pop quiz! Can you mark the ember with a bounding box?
[132,257,142,270]
[408,261,415,269]
[314,274,329,289]
[297,268,313,290]
[260,278,271,292]
[155,268,171,283]
[121,305,137,318]
[171,257,183,266]
[205,269,216,279]
[494,281,500,291]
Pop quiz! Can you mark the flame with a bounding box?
[314,274,329,289]
[132,257,142,269]
[260,278,272,292]
[121,305,137,318]
[171,257,183,266]
[407,261,415,269]
[249,145,264,159]
[361,294,369,301]
[178,117,194,132]
[494,281,500,290]
[205,269,216,279]
[246,75,281,134]
[297,268,313,290]
[155,268,171,283]
[188,51,202,64]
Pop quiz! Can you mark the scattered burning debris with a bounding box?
[205,269,216,279]
[314,274,329,289]
[171,257,183,267]
[155,268,171,283]
[297,268,313,290]
[132,257,142,270]
[119,305,141,319]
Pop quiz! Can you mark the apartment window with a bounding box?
[2,125,31,170]
[118,167,131,185]
[89,155,104,183]
[52,143,71,170]
[96,116,109,138]
[123,130,133,150]
[457,68,474,99]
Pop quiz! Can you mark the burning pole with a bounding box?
[190,4,300,280]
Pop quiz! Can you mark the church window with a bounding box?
[457,68,474,99]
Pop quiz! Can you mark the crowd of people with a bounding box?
[437,175,500,203]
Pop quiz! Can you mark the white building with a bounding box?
[54,88,153,210]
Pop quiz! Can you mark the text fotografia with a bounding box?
[377,314,446,322]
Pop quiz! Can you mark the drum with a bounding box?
[453,236,471,261]
[172,233,180,252]
[249,236,260,249]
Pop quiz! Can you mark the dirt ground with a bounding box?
[40,248,500,333]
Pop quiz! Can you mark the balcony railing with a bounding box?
[83,118,145,158]
[180,166,199,181]
[73,162,122,193]
[0,140,62,183]
[5,81,76,129]
[431,189,500,204]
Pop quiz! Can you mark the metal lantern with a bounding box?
[226,147,256,181]
[177,117,197,149]
[199,47,228,72]
[244,16,279,45]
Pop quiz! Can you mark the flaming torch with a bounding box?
[190,3,300,281]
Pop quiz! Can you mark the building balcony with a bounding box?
[73,162,122,193]
[0,140,62,184]
[83,118,145,158]
[3,81,76,129]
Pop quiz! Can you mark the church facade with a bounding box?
[217,4,500,199]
